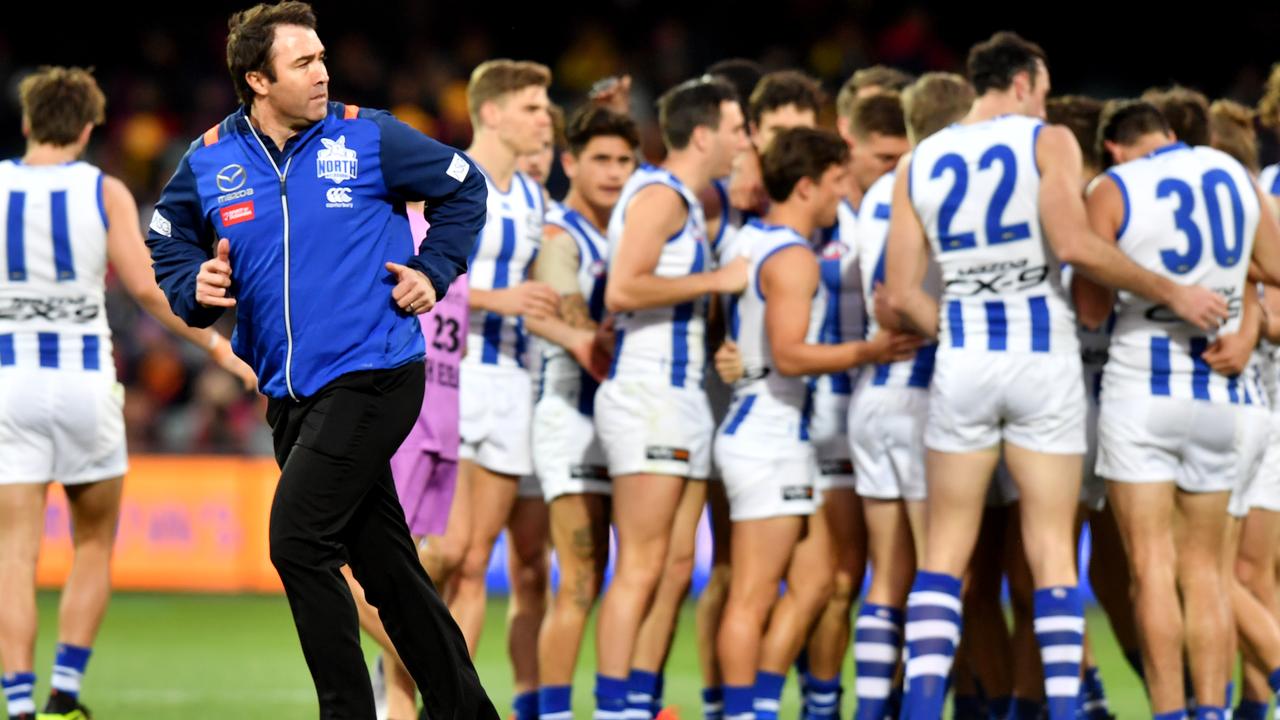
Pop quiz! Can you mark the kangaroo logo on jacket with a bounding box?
[316,136,358,184]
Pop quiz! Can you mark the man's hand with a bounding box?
[713,256,750,295]
[1202,331,1255,377]
[196,238,236,308]
[863,330,925,364]
[386,262,437,315]
[1167,284,1230,332]
[503,281,561,319]
[714,339,744,384]
[589,75,633,115]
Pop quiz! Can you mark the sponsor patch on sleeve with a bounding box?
[446,153,470,183]
[149,210,172,237]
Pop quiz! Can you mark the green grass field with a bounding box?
[29,591,1153,718]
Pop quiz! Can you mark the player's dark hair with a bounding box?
[706,58,765,110]
[1047,95,1104,171]
[967,31,1048,95]
[748,71,822,127]
[565,105,640,156]
[849,92,907,140]
[1142,85,1210,147]
[657,76,740,151]
[1098,100,1172,162]
[760,127,850,203]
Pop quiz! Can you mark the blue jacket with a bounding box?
[147,102,486,400]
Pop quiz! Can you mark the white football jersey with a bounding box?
[909,114,1077,355]
[607,165,711,388]
[857,171,940,389]
[0,160,113,372]
[729,219,812,412]
[1101,142,1261,404]
[808,200,865,396]
[1260,163,1279,199]
[466,167,543,369]
[541,202,609,415]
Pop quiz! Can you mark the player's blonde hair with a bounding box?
[18,66,106,147]
[1259,62,1280,131]
[902,72,974,146]
[1209,99,1259,174]
[466,59,552,126]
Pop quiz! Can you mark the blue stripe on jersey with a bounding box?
[481,218,518,365]
[579,370,598,416]
[1190,337,1210,400]
[872,245,888,287]
[1150,337,1171,396]
[6,190,26,281]
[874,202,891,221]
[1245,382,1254,405]
[0,334,13,365]
[517,174,536,209]
[38,332,59,368]
[723,395,756,436]
[948,301,964,348]
[1106,170,1131,239]
[828,372,852,394]
[1029,296,1050,352]
[608,328,626,379]
[985,301,1007,351]
[819,258,841,343]
[1227,375,1240,404]
[909,344,937,388]
[711,180,729,252]
[83,335,100,371]
[872,363,892,386]
[671,302,693,388]
[728,296,741,341]
[50,190,75,280]
[799,390,813,441]
[1272,170,1280,195]
[96,174,108,229]
[1031,124,1044,178]
[514,316,527,369]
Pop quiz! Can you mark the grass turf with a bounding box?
[28,591,1152,718]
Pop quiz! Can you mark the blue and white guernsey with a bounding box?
[808,199,865,395]
[467,168,543,368]
[1101,142,1260,404]
[607,165,710,388]
[722,220,812,436]
[0,160,113,373]
[543,201,609,415]
[1260,163,1279,201]
[909,114,1077,356]
[857,171,939,388]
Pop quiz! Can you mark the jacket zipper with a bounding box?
[247,126,299,401]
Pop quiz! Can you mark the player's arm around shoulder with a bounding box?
[604,184,746,313]
[879,152,937,339]
[1074,173,1123,330]
[104,175,257,390]
[525,225,595,355]
[1247,178,1280,287]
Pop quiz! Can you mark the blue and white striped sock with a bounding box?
[1195,707,1225,720]
[724,685,754,720]
[1079,666,1111,719]
[803,675,840,720]
[702,687,724,720]
[514,690,539,720]
[626,670,659,720]
[1235,700,1267,720]
[596,674,629,720]
[50,643,91,701]
[2,672,37,717]
[1032,586,1084,720]
[539,686,573,720]
[902,571,962,720]
[753,671,786,720]
[854,603,903,720]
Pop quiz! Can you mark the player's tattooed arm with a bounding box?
[880,154,939,339]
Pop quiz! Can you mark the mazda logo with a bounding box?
[216,164,247,192]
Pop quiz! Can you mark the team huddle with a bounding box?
[406,30,1280,720]
[6,9,1280,720]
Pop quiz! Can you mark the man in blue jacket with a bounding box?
[145,3,495,718]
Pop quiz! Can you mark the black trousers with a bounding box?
[266,362,496,720]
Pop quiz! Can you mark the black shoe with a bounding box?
[40,689,92,719]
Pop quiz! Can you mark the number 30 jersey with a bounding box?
[1101,142,1260,403]
[909,114,1077,355]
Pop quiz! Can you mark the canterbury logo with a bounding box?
[326,187,352,204]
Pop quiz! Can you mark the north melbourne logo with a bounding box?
[316,136,358,184]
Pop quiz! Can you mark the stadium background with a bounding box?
[5,1,1280,716]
